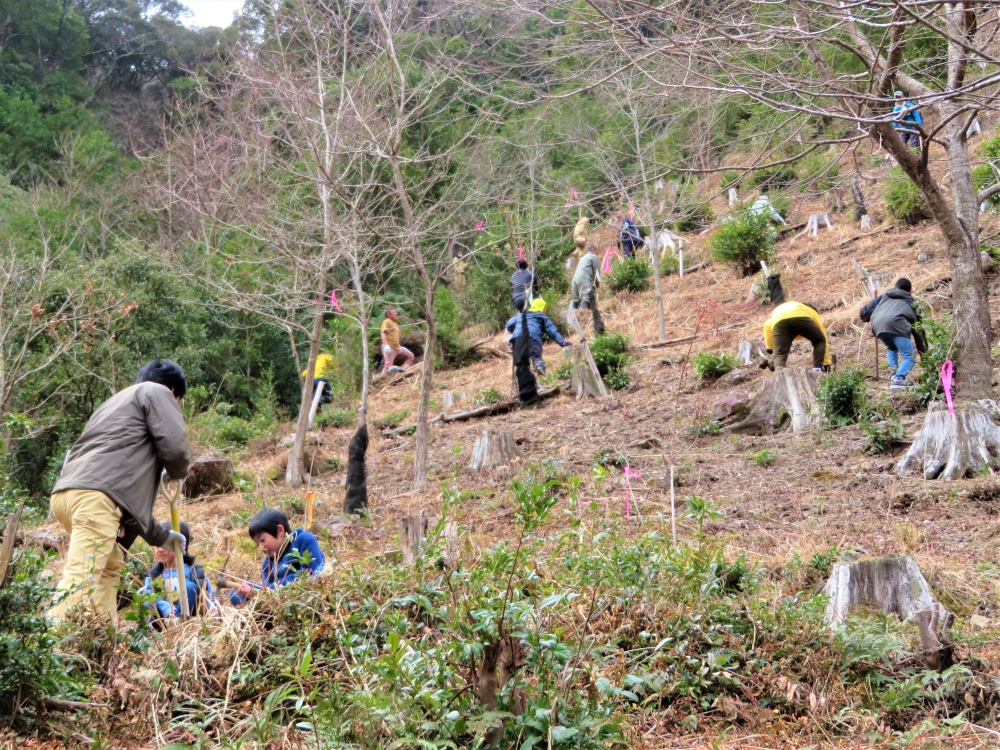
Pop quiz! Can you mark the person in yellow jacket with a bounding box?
[303,352,334,405]
[762,301,831,370]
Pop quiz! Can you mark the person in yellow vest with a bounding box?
[303,352,334,405]
[762,301,832,371]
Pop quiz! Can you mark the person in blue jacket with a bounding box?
[140,521,216,622]
[229,508,325,605]
[616,210,643,258]
[892,91,923,148]
[505,298,571,376]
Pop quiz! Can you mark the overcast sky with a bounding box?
[181,0,245,28]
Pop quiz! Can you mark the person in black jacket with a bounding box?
[510,260,539,312]
[860,278,927,389]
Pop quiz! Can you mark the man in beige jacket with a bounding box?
[49,360,190,621]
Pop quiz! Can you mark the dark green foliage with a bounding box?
[709,209,776,277]
[604,368,631,390]
[973,136,1000,207]
[672,193,714,232]
[860,400,907,454]
[314,408,355,429]
[660,252,680,276]
[472,387,503,405]
[720,171,742,189]
[911,315,953,405]
[589,332,631,377]
[885,168,931,225]
[816,367,867,426]
[433,285,468,367]
[691,351,738,380]
[745,164,797,193]
[0,547,87,721]
[606,256,651,293]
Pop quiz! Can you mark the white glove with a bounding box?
[165,530,187,554]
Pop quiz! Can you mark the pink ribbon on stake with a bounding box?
[329,290,343,313]
[475,220,485,231]
[629,200,636,221]
[602,247,613,273]
[623,466,642,518]
[517,246,526,261]
[940,360,956,415]
[567,187,579,206]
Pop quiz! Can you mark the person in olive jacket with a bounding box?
[48,360,190,622]
[860,277,927,389]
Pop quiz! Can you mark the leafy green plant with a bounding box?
[683,494,724,541]
[314,408,355,429]
[594,448,629,468]
[911,314,953,405]
[750,448,775,467]
[472,387,503,406]
[720,170,742,189]
[590,332,633,379]
[606,256,651,293]
[860,400,907,454]
[691,350,738,379]
[376,409,410,429]
[745,164,797,192]
[973,135,1000,208]
[604,369,631,390]
[815,366,867,426]
[885,168,931,225]
[660,252,680,276]
[709,209,776,277]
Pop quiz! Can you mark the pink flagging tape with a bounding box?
[940,360,955,415]
[329,290,343,313]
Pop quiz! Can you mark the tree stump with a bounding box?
[894,400,1000,480]
[184,454,233,498]
[468,430,524,472]
[399,511,439,565]
[442,390,468,409]
[443,522,459,569]
[737,340,753,365]
[822,555,953,670]
[722,367,822,435]
[570,363,604,400]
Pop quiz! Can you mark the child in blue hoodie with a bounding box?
[140,521,216,622]
[229,508,325,605]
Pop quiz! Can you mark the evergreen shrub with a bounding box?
[607,256,651,293]
[885,168,931,224]
[709,210,776,277]
[816,366,867,425]
[691,351,738,379]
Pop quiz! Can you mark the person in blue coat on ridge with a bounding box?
[892,91,923,148]
[505,298,571,377]
[140,521,216,622]
[229,508,325,605]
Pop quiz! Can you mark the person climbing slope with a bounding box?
[506,298,571,376]
[381,307,415,374]
[304,351,334,406]
[761,301,832,371]
[860,277,927,389]
[510,259,539,312]
[570,243,605,334]
[892,91,923,148]
[616,210,643,258]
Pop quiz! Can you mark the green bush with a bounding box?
[0,547,87,722]
[885,168,931,225]
[314,408,355,429]
[604,369,631,390]
[190,396,276,450]
[745,164,797,193]
[376,409,410,429]
[860,400,906,454]
[472,387,503,405]
[673,195,714,232]
[911,314,953,405]
[751,449,775,467]
[974,164,1000,208]
[709,209,776,277]
[660,252,680,276]
[815,366,867,426]
[691,350,738,380]
[606,256,651,293]
[720,170,742,189]
[589,332,632,377]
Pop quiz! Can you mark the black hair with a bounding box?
[516,259,528,270]
[136,359,187,399]
[159,520,194,565]
[895,277,912,292]
[248,508,289,539]
[802,302,820,313]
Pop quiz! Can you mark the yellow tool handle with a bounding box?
[167,481,190,620]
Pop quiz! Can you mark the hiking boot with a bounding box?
[532,359,547,376]
[889,376,912,390]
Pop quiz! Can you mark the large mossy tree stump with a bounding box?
[722,366,822,435]
[468,429,524,472]
[822,555,954,670]
[895,400,1000,480]
[185,454,233,499]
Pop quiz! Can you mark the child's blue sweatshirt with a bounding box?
[229,528,325,605]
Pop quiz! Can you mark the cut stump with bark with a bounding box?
[570,363,604,400]
[822,555,953,670]
[895,400,1000,480]
[468,430,524,472]
[185,454,233,499]
[399,511,438,565]
[722,367,823,435]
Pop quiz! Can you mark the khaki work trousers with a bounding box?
[48,489,124,622]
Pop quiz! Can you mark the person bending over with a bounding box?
[381,307,415,374]
[762,301,831,371]
[860,277,926,389]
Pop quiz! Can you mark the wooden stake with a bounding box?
[669,466,677,546]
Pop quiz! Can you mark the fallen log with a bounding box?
[839,225,892,248]
[468,332,500,350]
[637,323,744,350]
[44,697,109,712]
[442,386,561,423]
[379,415,441,437]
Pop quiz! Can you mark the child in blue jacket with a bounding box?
[140,521,216,621]
[229,508,325,605]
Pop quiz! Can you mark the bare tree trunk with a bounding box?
[414,288,436,491]
[287,296,325,486]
